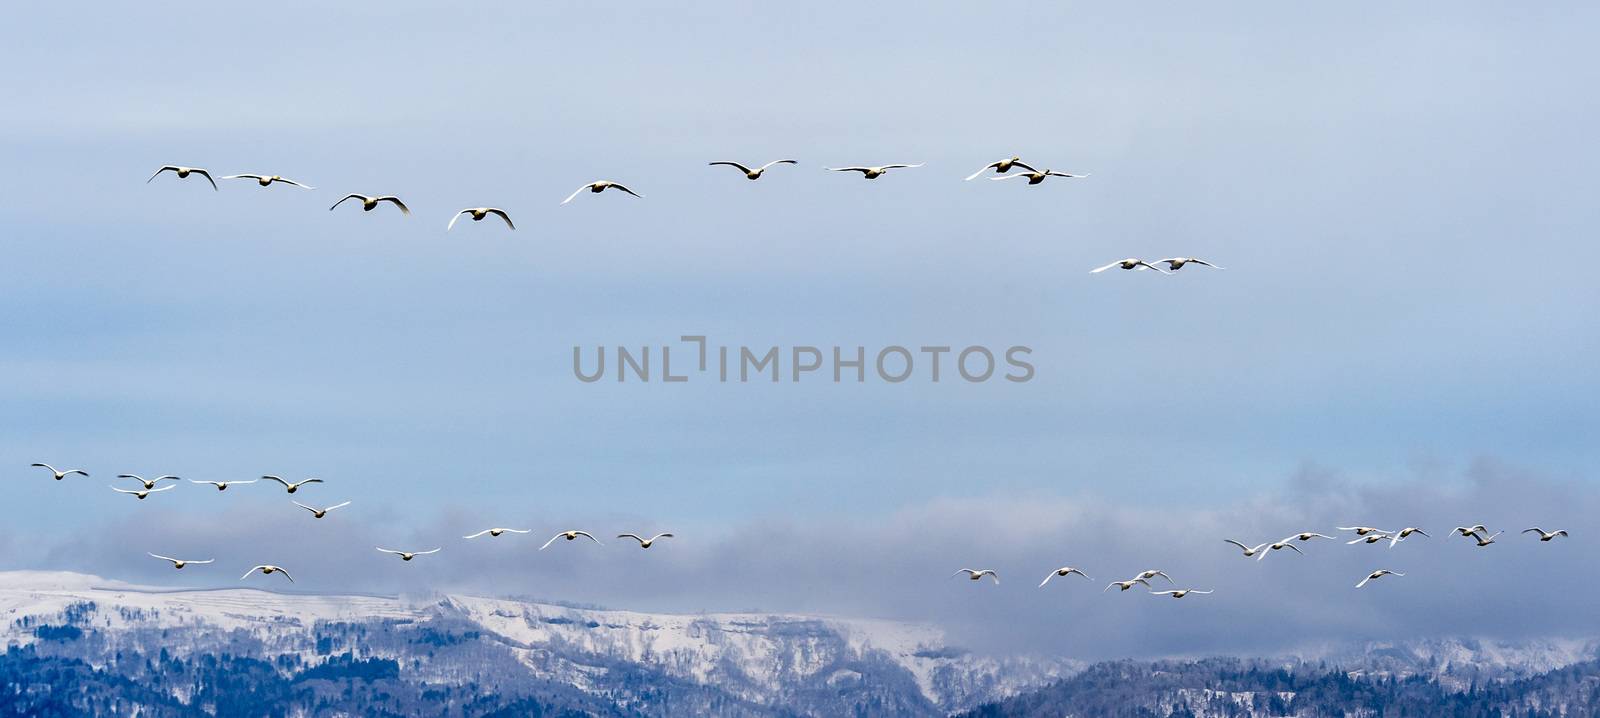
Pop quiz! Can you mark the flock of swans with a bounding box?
[30,463,673,584]
[62,159,1569,604]
[27,456,1572,596]
[953,523,1569,597]
[147,157,1219,276]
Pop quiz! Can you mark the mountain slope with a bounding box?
[0,571,1075,717]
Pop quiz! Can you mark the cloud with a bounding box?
[13,458,1593,659]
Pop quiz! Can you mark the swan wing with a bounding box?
[486,208,515,229]
[377,196,410,215]
[964,162,1000,181]
[561,185,590,204]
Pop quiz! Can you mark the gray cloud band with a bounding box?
[574,336,1034,383]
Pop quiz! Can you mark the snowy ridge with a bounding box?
[0,571,1073,713]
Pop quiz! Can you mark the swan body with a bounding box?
[222,173,314,189]
[190,479,257,491]
[1523,527,1569,541]
[117,474,181,490]
[330,194,409,215]
[562,181,642,204]
[1039,567,1092,587]
[464,528,532,539]
[1356,569,1403,588]
[448,207,515,231]
[618,533,674,548]
[261,476,324,494]
[540,530,601,550]
[1090,258,1169,274]
[989,169,1088,185]
[148,165,218,190]
[242,565,294,582]
[294,501,350,519]
[377,547,440,561]
[709,160,797,180]
[149,553,213,569]
[952,568,999,584]
[825,163,923,179]
[111,485,176,500]
[1154,257,1224,271]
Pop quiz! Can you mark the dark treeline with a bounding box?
[959,657,1600,718]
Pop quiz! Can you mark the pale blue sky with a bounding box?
[1,2,1596,655]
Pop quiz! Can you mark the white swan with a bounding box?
[111,485,176,500]
[330,194,410,215]
[1337,526,1391,536]
[825,163,923,179]
[964,157,1036,181]
[31,463,88,480]
[464,528,532,539]
[1284,532,1337,542]
[1039,567,1092,587]
[617,533,674,548]
[989,169,1088,185]
[241,565,294,582]
[952,568,999,584]
[561,181,642,204]
[118,474,182,490]
[1090,258,1169,274]
[1523,527,1569,542]
[1151,589,1213,599]
[148,165,218,191]
[540,531,601,550]
[376,547,440,561]
[190,479,258,491]
[1355,569,1403,588]
[709,160,797,180]
[261,475,323,494]
[148,553,213,569]
[222,173,314,189]
[1388,527,1429,547]
[1153,258,1224,271]
[448,208,515,231]
[293,501,350,519]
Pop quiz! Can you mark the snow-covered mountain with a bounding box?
[0,570,1077,716]
[6,571,1596,717]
